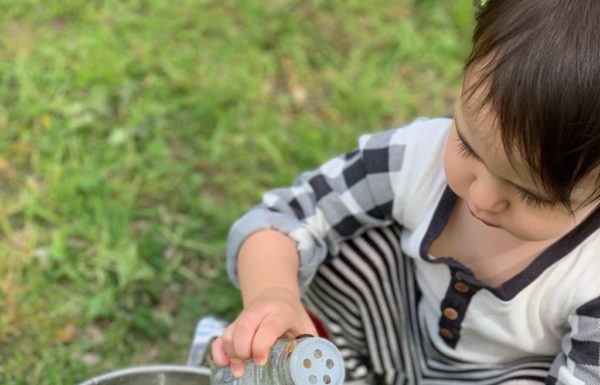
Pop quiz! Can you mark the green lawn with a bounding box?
[0,0,473,383]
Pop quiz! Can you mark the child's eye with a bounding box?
[455,133,559,210]
[456,137,476,159]
[516,189,557,209]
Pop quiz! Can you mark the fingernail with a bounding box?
[295,333,314,339]
[255,356,267,367]
[231,364,244,378]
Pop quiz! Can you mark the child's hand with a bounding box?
[210,286,317,377]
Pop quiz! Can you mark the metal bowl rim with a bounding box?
[77,364,210,385]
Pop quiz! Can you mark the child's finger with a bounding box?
[230,358,245,378]
[295,315,319,337]
[220,324,238,360]
[250,325,279,366]
[251,314,300,366]
[210,337,231,367]
[230,313,263,360]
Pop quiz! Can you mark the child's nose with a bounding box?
[468,177,509,213]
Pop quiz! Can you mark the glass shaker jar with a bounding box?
[210,335,345,385]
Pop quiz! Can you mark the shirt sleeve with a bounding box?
[226,126,410,290]
[547,295,600,384]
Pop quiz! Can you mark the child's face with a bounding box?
[443,83,598,242]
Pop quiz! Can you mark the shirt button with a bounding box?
[454,282,470,293]
[440,328,455,340]
[443,307,459,321]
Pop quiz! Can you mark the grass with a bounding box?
[0,0,473,383]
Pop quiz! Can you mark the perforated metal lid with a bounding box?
[288,337,345,385]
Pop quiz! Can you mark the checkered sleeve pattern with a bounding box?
[226,128,408,289]
[547,295,600,385]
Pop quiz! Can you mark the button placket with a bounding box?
[453,281,470,294]
[438,268,480,348]
[442,307,459,320]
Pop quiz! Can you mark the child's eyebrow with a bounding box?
[454,120,554,203]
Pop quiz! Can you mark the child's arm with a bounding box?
[547,295,600,384]
[215,120,445,374]
[211,229,317,376]
[225,126,415,294]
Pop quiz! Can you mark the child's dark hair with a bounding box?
[464,0,600,210]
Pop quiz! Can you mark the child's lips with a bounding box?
[479,218,499,228]
[467,206,500,228]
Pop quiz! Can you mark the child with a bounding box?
[212,0,600,383]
